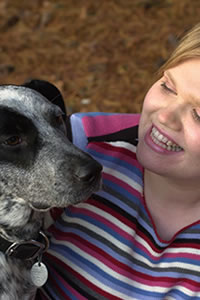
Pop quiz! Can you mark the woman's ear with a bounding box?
[22,79,67,119]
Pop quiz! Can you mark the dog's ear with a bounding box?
[22,79,67,119]
[22,79,73,141]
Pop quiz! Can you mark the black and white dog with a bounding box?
[0,81,102,299]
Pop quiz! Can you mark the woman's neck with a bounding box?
[144,169,200,241]
[144,169,200,208]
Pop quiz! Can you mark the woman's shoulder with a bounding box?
[68,112,140,149]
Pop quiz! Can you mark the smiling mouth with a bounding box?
[150,127,183,152]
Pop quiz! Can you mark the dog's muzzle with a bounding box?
[0,231,49,260]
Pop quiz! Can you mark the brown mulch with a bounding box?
[0,0,200,114]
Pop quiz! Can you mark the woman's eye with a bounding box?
[161,82,177,95]
[4,136,22,146]
[192,108,200,122]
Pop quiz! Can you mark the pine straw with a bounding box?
[0,0,199,113]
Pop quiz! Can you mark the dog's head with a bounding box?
[0,83,102,230]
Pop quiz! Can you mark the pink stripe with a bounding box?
[48,228,200,290]
[134,238,200,266]
[69,205,134,241]
[67,235,130,275]
[134,276,199,289]
[82,114,140,137]
[63,235,179,289]
[163,251,200,260]
[87,197,138,230]
[181,280,200,291]
[88,143,137,166]
[66,234,159,286]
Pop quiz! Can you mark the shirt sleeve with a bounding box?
[70,112,140,150]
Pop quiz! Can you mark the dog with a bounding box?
[0,82,102,299]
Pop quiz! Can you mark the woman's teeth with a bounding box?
[150,127,183,152]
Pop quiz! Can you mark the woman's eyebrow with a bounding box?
[165,70,177,86]
[165,70,200,106]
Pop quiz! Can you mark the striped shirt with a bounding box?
[37,112,200,300]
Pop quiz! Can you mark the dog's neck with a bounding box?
[0,210,48,261]
[0,229,49,260]
[0,210,44,243]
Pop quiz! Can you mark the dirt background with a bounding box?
[0,0,200,114]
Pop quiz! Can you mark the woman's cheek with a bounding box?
[143,82,164,115]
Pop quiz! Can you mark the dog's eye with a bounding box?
[53,113,66,134]
[4,136,22,146]
[56,115,64,125]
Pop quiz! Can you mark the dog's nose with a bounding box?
[74,161,102,182]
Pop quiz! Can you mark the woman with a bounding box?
[37,23,200,299]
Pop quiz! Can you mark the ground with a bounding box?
[0,0,200,113]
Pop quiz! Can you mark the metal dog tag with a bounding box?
[30,261,48,287]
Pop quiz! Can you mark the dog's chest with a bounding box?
[0,253,37,300]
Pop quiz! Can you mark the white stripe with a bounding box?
[77,202,136,236]
[103,166,142,194]
[170,284,200,297]
[133,251,200,272]
[49,242,170,295]
[75,203,200,262]
[49,241,200,298]
[62,213,200,274]
[62,215,132,253]
[76,203,165,260]
[164,247,200,256]
[134,234,200,259]
[107,141,137,153]
[48,248,137,299]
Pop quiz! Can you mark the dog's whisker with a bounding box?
[50,93,62,104]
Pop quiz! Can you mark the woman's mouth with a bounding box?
[149,126,183,152]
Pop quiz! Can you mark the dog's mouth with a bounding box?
[29,202,51,212]
[29,171,102,212]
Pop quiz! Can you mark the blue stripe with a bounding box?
[50,243,164,298]
[97,188,143,219]
[65,210,136,248]
[51,225,138,267]
[102,178,143,207]
[133,240,200,266]
[96,189,144,219]
[87,147,143,180]
[170,288,200,299]
[178,231,200,239]
[50,244,135,295]
[47,264,78,300]
[50,225,200,283]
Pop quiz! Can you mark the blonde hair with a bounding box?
[159,23,200,76]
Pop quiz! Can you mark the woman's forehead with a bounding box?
[164,59,200,105]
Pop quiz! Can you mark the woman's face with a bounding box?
[136,58,200,184]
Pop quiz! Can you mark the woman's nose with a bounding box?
[157,103,182,131]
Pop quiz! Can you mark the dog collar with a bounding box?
[0,231,49,260]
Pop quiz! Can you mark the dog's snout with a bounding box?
[74,161,102,182]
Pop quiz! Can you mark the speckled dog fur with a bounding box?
[0,85,101,299]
